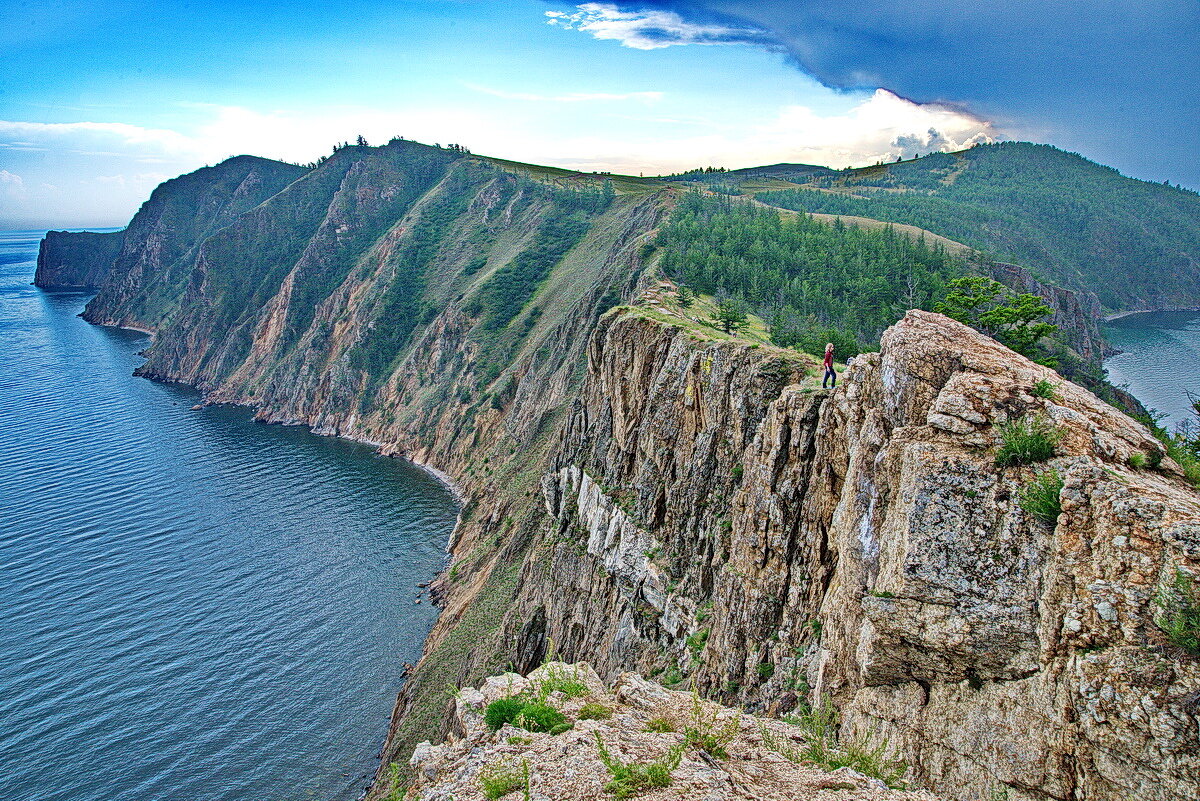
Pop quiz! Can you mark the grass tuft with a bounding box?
[594,733,683,798]
[1031,379,1059,400]
[1154,568,1200,655]
[995,414,1061,466]
[479,758,530,800]
[643,716,677,733]
[1018,470,1064,525]
[761,698,909,789]
[578,702,613,721]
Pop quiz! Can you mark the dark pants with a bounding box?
[823,366,836,388]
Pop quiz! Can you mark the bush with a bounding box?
[515,702,567,733]
[486,695,567,733]
[995,414,1061,466]
[1154,568,1200,655]
[1018,470,1064,525]
[595,733,683,798]
[485,696,527,730]
[756,662,775,680]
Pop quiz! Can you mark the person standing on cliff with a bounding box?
[822,343,836,389]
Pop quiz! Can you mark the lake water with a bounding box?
[0,231,458,801]
[1104,311,1200,430]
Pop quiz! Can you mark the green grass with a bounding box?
[765,699,908,788]
[643,716,677,733]
[1031,379,1060,400]
[995,414,1061,466]
[682,691,740,760]
[535,663,590,700]
[1018,470,1064,525]
[479,758,530,800]
[578,702,613,721]
[485,696,528,730]
[1154,568,1200,655]
[594,733,683,798]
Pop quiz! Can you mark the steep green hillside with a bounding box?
[756,143,1200,311]
[81,155,310,327]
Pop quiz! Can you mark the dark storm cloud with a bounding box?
[562,1,1200,186]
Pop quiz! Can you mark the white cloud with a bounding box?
[546,3,769,50]
[490,89,995,175]
[465,83,663,104]
[0,89,994,227]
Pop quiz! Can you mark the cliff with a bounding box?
[34,229,124,289]
[498,307,1198,800]
[43,144,1199,801]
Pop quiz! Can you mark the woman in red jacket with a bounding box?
[822,343,836,389]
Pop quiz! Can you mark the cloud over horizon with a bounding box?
[549,0,1200,186]
[0,89,993,227]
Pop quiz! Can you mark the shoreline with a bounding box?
[1104,307,1200,322]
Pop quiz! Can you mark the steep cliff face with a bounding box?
[986,260,1107,361]
[34,229,124,289]
[81,155,309,328]
[505,308,1198,801]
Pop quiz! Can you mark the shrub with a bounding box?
[1154,568,1200,655]
[479,758,529,800]
[995,414,1061,466]
[1031,378,1059,400]
[485,696,527,731]
[1128,452,1147,469]
[756,662,775,680]
[594,733,683,798]
[515,702,567,733]
[1018,470,1064,525]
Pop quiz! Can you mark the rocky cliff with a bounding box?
[39,144,1199,801]
[497,307,1198,801]
[34,229,124,289]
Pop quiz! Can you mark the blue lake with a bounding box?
[1104,310,1200,429]
[0,231,458,801]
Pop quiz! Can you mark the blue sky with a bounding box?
[0,0,1190,227]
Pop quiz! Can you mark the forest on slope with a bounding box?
[756,142,1200,312]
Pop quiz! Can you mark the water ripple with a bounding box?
[0,231,458,801]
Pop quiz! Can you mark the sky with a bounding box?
[0,0,1194,228]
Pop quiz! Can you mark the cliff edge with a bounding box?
[487,307,1198,801]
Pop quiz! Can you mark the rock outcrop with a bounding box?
[34,229,124,289]
[501,308,1199,801]
[397,661,942,801]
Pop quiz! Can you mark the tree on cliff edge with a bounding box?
[711,298,748,334]
[935,276,1057,362]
